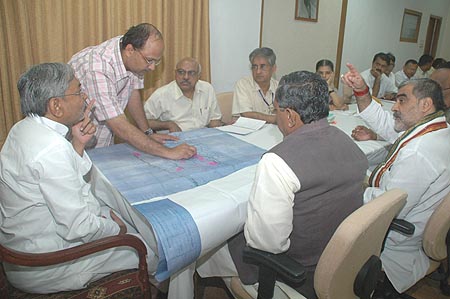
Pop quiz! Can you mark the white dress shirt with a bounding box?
[395,70,412,87]
[360,69,398,98]
[144,80,222,131]
[414,67,435,79]
[232,76,279,116]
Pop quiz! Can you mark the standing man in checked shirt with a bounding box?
[231,47,279,124]
[69,23,196,160]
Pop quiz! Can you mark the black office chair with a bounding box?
[232,189,408,299]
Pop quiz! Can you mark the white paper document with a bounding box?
[217,117,266,135]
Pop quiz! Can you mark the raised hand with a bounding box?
[341,63,367,91]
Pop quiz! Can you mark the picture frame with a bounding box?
[295,0,319,22]
[400,9,422,43]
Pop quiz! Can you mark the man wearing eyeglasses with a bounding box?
[69,23,196,160]
[143,57,222,132]
[231,47,278,124]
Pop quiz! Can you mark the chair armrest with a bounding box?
[390,219,415,236]
[243,246,306,284]
[0,234,147,267]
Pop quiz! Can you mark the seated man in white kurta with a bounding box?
[144,57,222,132]
[343,63,450,295]
[360,52,397,100]
[0,63,155,293]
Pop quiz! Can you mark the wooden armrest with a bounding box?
[390,219,415,236]
[243,246,305,284]
[0,234,147,267]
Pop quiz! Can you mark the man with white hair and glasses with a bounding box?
[232,47,279,124]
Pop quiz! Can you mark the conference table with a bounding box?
[88,102,393,299]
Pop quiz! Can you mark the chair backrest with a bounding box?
[422,191,450,261]
[314,189,407,299]
[216,92,233,124]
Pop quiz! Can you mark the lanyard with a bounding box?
[258,89,274,107]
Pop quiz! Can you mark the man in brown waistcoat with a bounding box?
[221,71,368,298]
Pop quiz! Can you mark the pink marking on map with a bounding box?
[208,161,218,166]
[195,155,205,161]
[176,167,184,172]
[133,152,141,158]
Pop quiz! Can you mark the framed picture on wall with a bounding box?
[400,9,422,43]
[295,0,319,22]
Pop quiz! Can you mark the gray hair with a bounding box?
[121,23,163,50]
[275,71,329,124]
[398,78,446,112]
[18,63,74,116]
[249,47,276,66]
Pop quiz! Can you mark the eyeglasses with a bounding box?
[175,69,199,77]
[442,87,450,92]
[50,91,85,99]
[272,107,286,113]
[251,64,271,71]
[136,49,161,66]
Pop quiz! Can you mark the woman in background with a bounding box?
[316,59,348,110]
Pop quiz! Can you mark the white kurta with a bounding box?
[0,116,154,293]
[359,102,450,292]
[144,80,222,131]
[245,153,300,253]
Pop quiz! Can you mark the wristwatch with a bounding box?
[144,128,153,135]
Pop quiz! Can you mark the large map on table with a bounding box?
[88,128,266,204]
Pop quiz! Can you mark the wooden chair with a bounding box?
[232,189,408,299]
[216,92,234,124]
[0,234,151,298]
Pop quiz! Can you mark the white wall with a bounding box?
[209,0,450,94]
[261,0,343,78]
[209,0,262,93]
[341,0,450,77]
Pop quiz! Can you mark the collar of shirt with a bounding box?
[31,116,69,137]
[250,77,277,94]
[172,80,203,101]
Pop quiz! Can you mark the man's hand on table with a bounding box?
[167,143,197,160]
[351,125,377,141]
[150,133,179,144]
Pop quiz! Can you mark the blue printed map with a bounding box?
[88,128,265,204]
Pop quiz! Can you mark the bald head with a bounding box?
[430,68,450,108]
[176,57,201,74]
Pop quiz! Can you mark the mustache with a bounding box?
[393,111,400,119]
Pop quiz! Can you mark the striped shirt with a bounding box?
[69,36,144,147]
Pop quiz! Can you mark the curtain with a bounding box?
[0,0,210,148]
